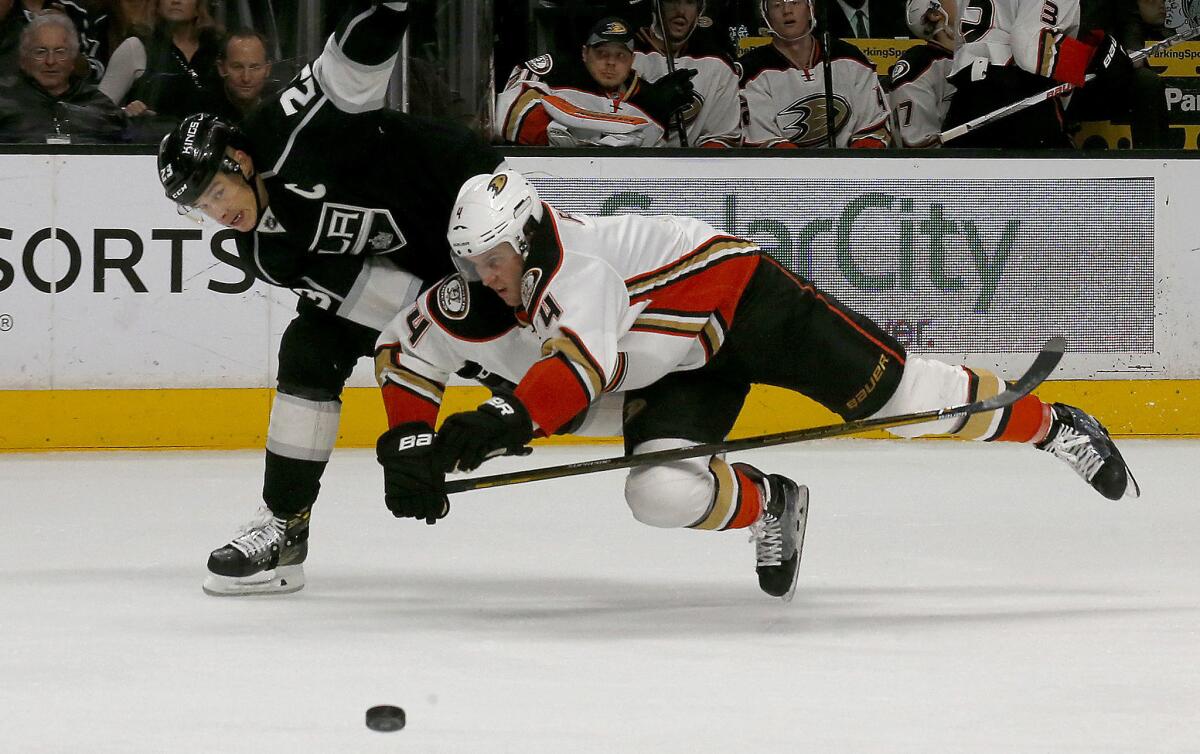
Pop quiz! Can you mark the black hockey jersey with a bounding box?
[234,1,502,327]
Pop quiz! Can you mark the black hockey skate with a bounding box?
[203,506,310,596]
[750,475,809,601]
[1037,404,1140,500]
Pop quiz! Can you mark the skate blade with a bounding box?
[202,565,305,597]
[781,486,810,604]
[1124,469,1141,499]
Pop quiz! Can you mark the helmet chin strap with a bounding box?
[230,158,264,228]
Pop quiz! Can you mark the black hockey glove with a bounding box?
[375,422,449,525]
[635,68,698,126]
[1082,30,1134,89]
[433,392,534,473]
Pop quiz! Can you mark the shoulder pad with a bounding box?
[524,54,554,76]
[828,38,875,68]
[519,218,565,315]
[889,45,941,87]
[426,274,518,340]
[734,44,781,84]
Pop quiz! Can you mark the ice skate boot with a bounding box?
[203,506,310,596]
[749,476,809,601]
[1036,404,1140,500]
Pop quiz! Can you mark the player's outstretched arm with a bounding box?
[315,0,411,114]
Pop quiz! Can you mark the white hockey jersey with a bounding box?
[632,29,743,147]
[950,0,1082,80]
[494,55,666,147]
[888,43,955,148]
[375,207,762,435]
[737,38,892,148]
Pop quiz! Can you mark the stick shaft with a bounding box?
[653,0,691,147]
[940,26,1199,143]
[445,338,1066,494]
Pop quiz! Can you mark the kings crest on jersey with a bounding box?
[230,1,501,318]
[738,39,892,148]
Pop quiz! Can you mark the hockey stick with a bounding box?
[940,24,1200,143]
[444,337,1067,494]
[653,0,692,147]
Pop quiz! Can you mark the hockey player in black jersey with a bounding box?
[155,0,503,596]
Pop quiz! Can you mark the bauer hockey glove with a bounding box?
[634,68,697,126]
[433,392,534,474]
[1082,31,1134,90]
[376,422,450,525]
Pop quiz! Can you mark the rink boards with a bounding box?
[1,152,1198,449]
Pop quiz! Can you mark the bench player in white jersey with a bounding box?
[494,16,698,147]
[942,0,1132,147]
[632,0,743,147]
[372,170,1139,601]
[738,0,891,148]
[888,0,959,147]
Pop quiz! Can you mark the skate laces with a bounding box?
[230,506,284,558]
[1042,425,1105,482]
[749,513,784,567]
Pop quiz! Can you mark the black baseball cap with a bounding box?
[586,16,635,49]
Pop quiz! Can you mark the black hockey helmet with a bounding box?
[157,113,247,208]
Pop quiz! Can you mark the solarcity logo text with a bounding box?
[599,190,1017,314]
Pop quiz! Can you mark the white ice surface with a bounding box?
[1,440,1198,754]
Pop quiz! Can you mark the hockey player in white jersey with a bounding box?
[494,16,698,147]
[632,0,743,147]
[889,0,959,147]
[373,169,1139,601]
[942,0,1133,146]
[738,0,891,148]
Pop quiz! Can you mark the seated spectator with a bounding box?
[888,0,957,147]
[214,27,271,122]
[633,0,742,147]
[495,16,697,147]
[739,0,892,147]
[0,11,126,142]
[942,0,1132,148]
[98,0,222,131]
[813,0,909,39]
[88,0,153,69]
[8,0,103,77]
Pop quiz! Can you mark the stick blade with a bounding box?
[973,336,1066,413]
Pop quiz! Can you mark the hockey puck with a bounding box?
[365,705,406,732]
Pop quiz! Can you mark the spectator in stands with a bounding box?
[214,27,271,122]
[0,12,125,142]
[633,0,743,147]
[99,0,222,138]
[739,0,892,147]
[888,0,957,147]
[813,0,908,39]
[494,15,698,147]
[16,1,102,75]
[1065,0,1173,148]
[87,0,153,68]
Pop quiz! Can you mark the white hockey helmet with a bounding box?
[905,0,954,42]
[759,0,815,41]
[447,170,543,274]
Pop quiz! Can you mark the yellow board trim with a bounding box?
[2,381,1199,451]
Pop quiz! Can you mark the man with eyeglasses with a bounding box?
[0,11,125,143]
